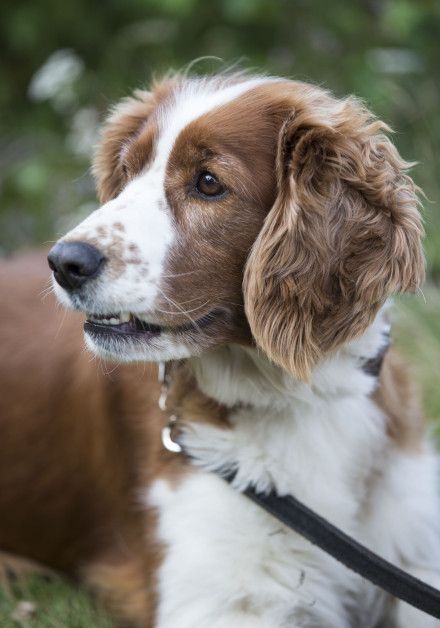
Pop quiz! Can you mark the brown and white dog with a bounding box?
[2,72,440,627]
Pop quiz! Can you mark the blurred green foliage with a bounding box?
[1,0,439,275]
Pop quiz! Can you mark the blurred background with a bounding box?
[0,0,439,623]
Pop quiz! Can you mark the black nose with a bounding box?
[48,241,105,290]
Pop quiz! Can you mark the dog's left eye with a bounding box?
[195,172,226,198]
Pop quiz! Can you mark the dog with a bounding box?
[2,71,439,627]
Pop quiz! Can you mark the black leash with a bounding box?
[159,352,440,621]
[232,477,440,620]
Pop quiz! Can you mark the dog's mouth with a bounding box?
[84,311,216,340]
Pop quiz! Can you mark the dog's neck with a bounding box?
[187,306,391,412]
[163,307,391,508]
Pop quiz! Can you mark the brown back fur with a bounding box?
[0,250,164,625]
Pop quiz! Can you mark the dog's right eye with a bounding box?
[195,172,226,199]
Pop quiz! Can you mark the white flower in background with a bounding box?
[66,107,100,156]
[367,48,423,74]
[28,48,84,111]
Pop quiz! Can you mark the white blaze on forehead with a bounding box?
[155,77,271,166]
[57,77,272,315]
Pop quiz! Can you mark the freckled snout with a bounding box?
[48,241,105,290]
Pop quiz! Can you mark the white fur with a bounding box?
[147,312,440,627]
[189,306,391,411]
[83,331,195,364]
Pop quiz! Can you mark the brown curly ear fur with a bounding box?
[244,87,424,381]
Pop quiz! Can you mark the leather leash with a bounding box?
[236,476,440,619]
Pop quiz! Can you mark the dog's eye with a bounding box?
[195,172,225,198]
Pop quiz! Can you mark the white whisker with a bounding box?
[155,286,210,337]
[40,285,55,301]
[154,300,210,316]
[53,304,69,340]
[161,270,201,279]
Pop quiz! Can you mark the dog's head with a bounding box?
[49,74,424,379]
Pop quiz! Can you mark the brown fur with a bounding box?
[166,362,230,429]
[0,251,164,625]
[374,348,425,452]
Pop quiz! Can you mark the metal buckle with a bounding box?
[161,415,182,453]
[158,362,183,453]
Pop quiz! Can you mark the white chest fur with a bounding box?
[147,314,440,627]
[149,394,387,627]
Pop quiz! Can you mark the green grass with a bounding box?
[1,287,439,626]
[0,576,113,627]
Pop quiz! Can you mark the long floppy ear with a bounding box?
[244,91,424,381]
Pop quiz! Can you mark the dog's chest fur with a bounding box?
[142,313,440,628]
[145,317,408,627]
[149,409,385,627]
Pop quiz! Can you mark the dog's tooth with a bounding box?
[88,313,131,325]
